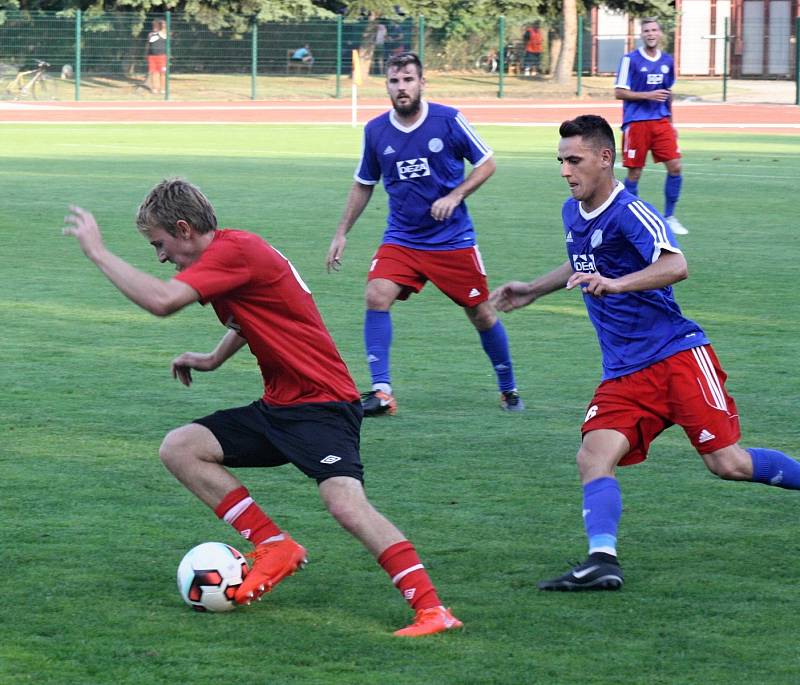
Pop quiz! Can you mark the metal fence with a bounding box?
[0,10,797,102]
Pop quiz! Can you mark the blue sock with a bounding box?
[364,310,392,385]
[623,177,638,196]
[664,174,682,217]
[748,448,800,489]
[478,320,516,392]
[583,477,622,557]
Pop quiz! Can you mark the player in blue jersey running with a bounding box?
[326,52,523,417]
[615,18,687,235]
[491,114,800,590]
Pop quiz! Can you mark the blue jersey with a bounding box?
[563,182,708,380]
[614,48,675,128]
[354,100,493,250]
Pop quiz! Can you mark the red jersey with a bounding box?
[176,229,359,406]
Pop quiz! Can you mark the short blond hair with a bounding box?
[136,178,217,237]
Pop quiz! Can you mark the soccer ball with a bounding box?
[177,542,249,612]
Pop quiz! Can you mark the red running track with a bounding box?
[1,99,798,132]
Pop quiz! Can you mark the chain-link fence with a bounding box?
[0,10,797,102]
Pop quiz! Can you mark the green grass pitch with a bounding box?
[1,123,798,684]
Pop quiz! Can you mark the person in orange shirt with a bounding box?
[523,21,543,76]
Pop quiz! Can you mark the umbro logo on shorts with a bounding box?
[320,455,342,464]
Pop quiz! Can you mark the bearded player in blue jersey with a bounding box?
[326,52,523,417]
[491,114,800,590]
[615,18,688,235]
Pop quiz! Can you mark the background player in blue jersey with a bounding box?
[326,52,523,417]
[491,114,800,590]
[615,18,688,235]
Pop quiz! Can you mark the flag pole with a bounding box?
[351,49,363,127]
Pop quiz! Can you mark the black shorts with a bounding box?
[193,400,364,483]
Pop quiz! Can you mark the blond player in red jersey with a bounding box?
[62,178,461,637]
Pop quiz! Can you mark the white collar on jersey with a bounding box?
[389,99,429,133]
[579,181,625,220]
[637,46,662,62]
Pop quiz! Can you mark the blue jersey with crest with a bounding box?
[563,182,708,380]
[614,48,675,128]
[354,100,493,250]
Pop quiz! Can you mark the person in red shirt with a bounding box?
[62,178,462,637]
[523,22,543,76]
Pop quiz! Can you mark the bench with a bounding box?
[286,49,313,74]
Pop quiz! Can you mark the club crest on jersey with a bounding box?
[397,158,431,179]
[571,253,596,273]
[590,229,603,249]
[428,137,443,152]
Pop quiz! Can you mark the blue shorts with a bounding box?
[194,400,364,483]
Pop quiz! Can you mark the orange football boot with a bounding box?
[234,535,308,605]
[393,606,463,637]
[360,390,397,417]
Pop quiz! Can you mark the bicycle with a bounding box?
[474,44,521,74]
[475,50,499,73]
[1,60,53,100]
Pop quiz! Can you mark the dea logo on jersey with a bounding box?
[397,158,431,179]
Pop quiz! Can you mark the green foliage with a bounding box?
[10,0,334,30]
[601,0,674,20]
[2,122,800,684]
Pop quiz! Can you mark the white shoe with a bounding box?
[666,215,688,235]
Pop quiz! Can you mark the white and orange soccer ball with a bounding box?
[177,542,249,612]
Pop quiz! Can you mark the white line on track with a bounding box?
[3,120,798,129]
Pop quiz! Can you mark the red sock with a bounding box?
[214,486,281,545]
[378,540,440,611]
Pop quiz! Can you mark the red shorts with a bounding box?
[622,118,680,168]
[148,54,167,74]
[581,345,741,466]
[367,243,489,307]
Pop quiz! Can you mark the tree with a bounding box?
[554,0,576,83]
[11,0,334,32]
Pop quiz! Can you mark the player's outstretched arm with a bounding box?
[327,182,374,272]
[490,260,573,311]
[171,329,247,387]
[431,157,496,222]
[63,205,199,317]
